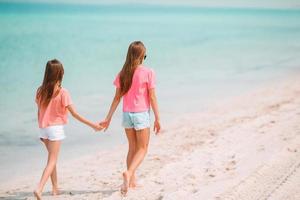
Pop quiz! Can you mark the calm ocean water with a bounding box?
[0,2,300,182]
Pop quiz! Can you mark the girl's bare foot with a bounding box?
[129,175,136,188]
[33,190,42,200]
[52,187,60,196]
[121,171,130,195]
[129,182,136,188]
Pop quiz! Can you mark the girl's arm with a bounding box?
[100,88,122,131]
[149,88,161,134]
[67,105,102,131]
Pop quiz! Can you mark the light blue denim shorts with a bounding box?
[122,110,150,130]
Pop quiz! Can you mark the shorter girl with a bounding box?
[34,59,102,200]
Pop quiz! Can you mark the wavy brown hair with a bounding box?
[119,41,146,96]
[37,59,64,108]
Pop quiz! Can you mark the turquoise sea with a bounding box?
[0,2,300,182]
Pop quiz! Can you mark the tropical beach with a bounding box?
[1,73,300,199]
[0,0,300,199]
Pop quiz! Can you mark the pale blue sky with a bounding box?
[1,0,300,9]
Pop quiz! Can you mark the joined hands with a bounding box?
[91,123,104,132]
[99,118,111,132]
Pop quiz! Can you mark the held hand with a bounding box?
[91,123,103,132]
[99,118,111,131]
[153,120,161,135]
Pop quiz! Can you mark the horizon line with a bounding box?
[1,1,300,11]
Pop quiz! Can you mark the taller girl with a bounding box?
[101,41,161,194]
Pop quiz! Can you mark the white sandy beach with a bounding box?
[1,75,300,200]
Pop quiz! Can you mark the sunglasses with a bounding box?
[144,55,147,60]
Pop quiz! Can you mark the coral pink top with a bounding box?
[114,65,156,112]
[36,88,73,128]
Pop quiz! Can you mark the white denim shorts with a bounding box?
[39,125,66,141]
[122,110,150,130]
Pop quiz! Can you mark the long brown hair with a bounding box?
[37,59,64,108]
[119,41,146,96]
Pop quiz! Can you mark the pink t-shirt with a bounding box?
[114,65,156,112]
[36,88,73,128]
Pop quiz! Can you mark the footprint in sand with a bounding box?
[227,154,235,159]
[207,129,216,136]
[154,180,163,185]
[209,174,216,178]
[258,145,265,152]
[205,168,217,178]
[157,195,164,200]
[225,160,237,171]
[209,139,216,144]
[186,174,196,180]
[287,147,297,153]
[151,156,161,161]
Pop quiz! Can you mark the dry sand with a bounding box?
[1,76,300,200]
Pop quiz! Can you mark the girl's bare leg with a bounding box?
[122,128,150,194]
[125,128,138,188]
[41,139,60,195]
[34,140,61,199]
[50,165,59,195]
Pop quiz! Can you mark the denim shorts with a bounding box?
[122,110,150,130]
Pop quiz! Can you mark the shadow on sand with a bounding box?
[0,189,118,200]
